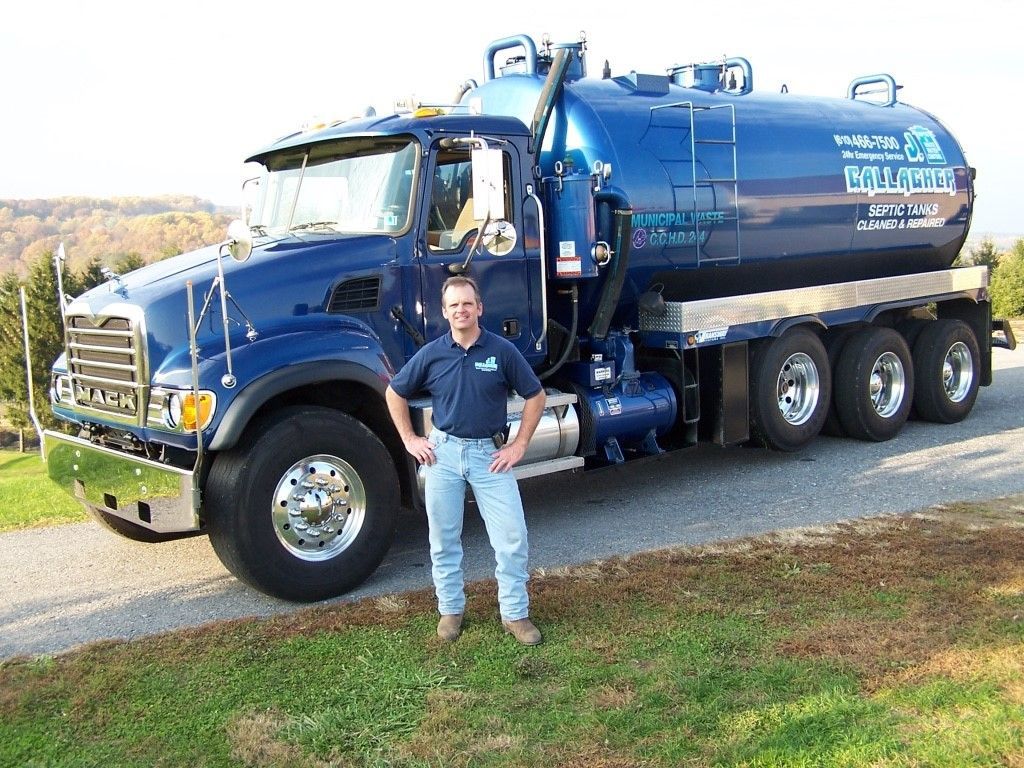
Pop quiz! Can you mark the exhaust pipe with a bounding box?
[19,287,45,458]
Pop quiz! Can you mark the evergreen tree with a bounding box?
[0,271,28,427]
[23,254,66,430]
[991,239,1024,319]
[114,252,146,275]
[0,254,67,429]
[968,237,1001,270]
[75,256,108,295]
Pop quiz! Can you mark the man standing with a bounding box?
[386,276,547,645]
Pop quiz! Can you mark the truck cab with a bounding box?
[44,109,571,602]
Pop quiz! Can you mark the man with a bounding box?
[385,275,547,645]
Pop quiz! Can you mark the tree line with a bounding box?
[0,195,235,276]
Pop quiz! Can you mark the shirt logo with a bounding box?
[475,355,498,372]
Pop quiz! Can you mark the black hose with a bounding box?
[539,284,579,381]
[588,209,632,340]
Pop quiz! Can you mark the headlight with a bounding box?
[163,393,183,428]
[154,389,216,432]
[50,374,73,405]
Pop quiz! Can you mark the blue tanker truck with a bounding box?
[35,34,1015,600]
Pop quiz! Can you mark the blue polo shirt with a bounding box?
[390,328,543,439]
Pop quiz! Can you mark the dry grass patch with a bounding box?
[591,680,638,710]
[770,505,1024,689]
[227,710,330,768]
[396,689,526,766]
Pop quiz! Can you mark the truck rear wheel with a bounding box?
[749,328,831,452]
[834,327,914,442]
[912,319,980,424]
[821,327,859,437]
[205,406,398,601]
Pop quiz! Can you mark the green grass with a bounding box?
[2,498,1022,767]
[0,449,87,531]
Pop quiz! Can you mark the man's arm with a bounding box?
[489,389,546,473]
[385,386,436,466]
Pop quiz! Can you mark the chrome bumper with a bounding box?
[44,430,200,533]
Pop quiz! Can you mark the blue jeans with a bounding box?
[424,428,530,621]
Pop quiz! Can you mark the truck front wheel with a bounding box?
[749,328,831,452]
[205,406,398,601]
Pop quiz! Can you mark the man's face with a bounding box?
[441,284,483,332]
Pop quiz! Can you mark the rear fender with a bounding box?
[770,315,826,337]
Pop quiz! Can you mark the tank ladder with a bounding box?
[653,101,741,266]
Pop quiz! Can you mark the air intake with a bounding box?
[328,276,381,313]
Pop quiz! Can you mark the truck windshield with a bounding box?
[248,137,418,235]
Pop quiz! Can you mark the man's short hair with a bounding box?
[441,275,481,305]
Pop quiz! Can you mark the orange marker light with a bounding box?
[182,392,215,431]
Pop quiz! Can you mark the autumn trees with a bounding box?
[0,195,234,433]
[0,195,234,276]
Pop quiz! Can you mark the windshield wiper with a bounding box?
[289,220,338,232]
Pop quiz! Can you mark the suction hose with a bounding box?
[539,284,579,381]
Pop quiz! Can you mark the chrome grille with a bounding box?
[67,313,142,421]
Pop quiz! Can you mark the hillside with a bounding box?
[0,196,238,276]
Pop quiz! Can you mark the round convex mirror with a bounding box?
[226,219,253,262]
[482,219,517,256]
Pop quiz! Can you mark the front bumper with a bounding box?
[44,431,200,533]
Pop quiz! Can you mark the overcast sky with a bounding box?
[2,0,1019,236]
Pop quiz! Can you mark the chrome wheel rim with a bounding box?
[942,341,974,403]
[869,351,906,418]
[272,454,366,562]
[777,352,820,425]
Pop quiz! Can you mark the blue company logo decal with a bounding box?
[629,211,723,249]
[841,125,956,197]
[475,356,498,372]
[905,125,947,165]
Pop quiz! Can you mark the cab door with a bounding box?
[415,138,545,365]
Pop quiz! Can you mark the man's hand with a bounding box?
[489,389,546,473]
[403,435,436,466]
[489,441,526,473]
[386,386,436,465]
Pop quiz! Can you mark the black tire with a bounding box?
[749,327,831,452]
[895,318,932,420]
[912,319,980,424]
[896,317,931,351]
[86,505,190,543]
[821,327,859,437]
[205,406,398,602]
[834,327,914,442]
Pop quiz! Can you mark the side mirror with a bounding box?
[470,148,506,222]
[226,219,253,262]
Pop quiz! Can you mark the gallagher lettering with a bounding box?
[844,165,957,197]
